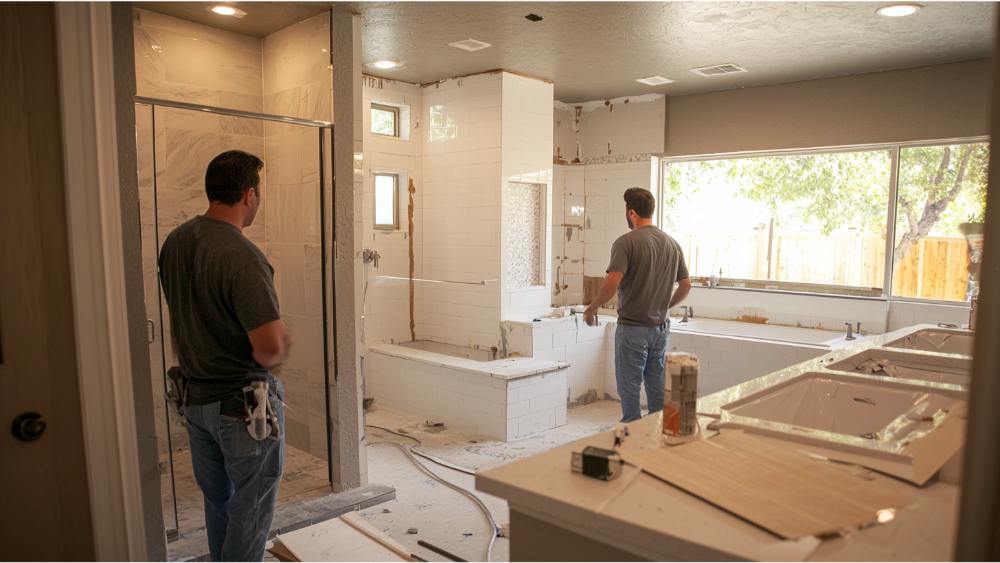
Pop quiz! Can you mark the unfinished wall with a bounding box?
[665,59,991,157]
[361,76,424,347]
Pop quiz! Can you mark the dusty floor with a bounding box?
[359,400,625,562]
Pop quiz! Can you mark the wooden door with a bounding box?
[0,3,97,559]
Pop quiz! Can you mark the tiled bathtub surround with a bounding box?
[367,343,569,440]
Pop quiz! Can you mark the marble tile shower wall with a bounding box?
[501,74,555,322]
[134,9,332,458]
[551,160,655,306]
[361,78,424,348]
[262,13,331,459]
[420,74,503,349]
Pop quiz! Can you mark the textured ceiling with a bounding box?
[136,2,996,103]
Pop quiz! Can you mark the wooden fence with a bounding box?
[679,234,968,301]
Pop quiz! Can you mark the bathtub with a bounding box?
[366,341,569,441]
[668,316,870,349]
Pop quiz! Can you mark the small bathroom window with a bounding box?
[374,173,399,230]
[371,104,399,137]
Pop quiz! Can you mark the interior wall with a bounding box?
[665,59,991,157]
[361,76,423,347]
[501,73,555,322]
[419,73,504,348]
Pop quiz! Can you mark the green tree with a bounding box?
[673,144,989,271]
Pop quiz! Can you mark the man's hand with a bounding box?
[248,318,293,369]
[583,307,599,327]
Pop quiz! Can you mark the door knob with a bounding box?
[12,412,46,441]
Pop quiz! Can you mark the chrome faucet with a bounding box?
[680,306,694,323]
[845,322,861,340]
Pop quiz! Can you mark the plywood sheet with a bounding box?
[641,432,915,539]
[276,514,409,562]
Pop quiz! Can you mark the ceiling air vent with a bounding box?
[690,63,747,77]
[448,39,492,52]
[636,76,674,86]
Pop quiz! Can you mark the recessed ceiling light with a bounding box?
[636,76,674,86]
[372,60,398,69]
[877,4,921,17]
[210,5,246,18]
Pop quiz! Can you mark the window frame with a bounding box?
[370,103,400,138]
[658,135,989,302]
[373,172,400,231]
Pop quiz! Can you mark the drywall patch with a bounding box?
[571,93,663,114]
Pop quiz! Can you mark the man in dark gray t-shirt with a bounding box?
[584,188,691,423]
[158,150,292,562]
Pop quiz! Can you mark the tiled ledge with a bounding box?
[368,343,569,381]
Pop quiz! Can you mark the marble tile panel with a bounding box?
[133,25,165,82]
[301,129,320,184]
[309,414,328,459]
[218,90,263,113]
[135,9,262,54]
[161,31,262,96]
[281,367,310,415]
[300,79,332,123]
[265,180,281,243]
[160,107,219,133]
[136,75,219,106]
[165,128,222,194]
[284,416,310,453]
[262,12,330,95]
[284,314,324,373]
[307,370,327,418]
[264,134,281,188]
[279,243,306,316]
[135,107,154,189]
[278,132,303,185]
[220,116,264,137]
[279,185,305,244]
[156,206,198,236]
[304,244,322,318]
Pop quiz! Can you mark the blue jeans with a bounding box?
[615,324,669,423]
[185,378,285,562]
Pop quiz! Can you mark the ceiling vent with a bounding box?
[636,76,674,86]
[690,63,748,77]
[448,39,492,52]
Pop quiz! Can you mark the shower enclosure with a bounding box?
[134,97,336,539]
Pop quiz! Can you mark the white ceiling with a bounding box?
[137,1,997,103]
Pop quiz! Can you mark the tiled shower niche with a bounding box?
[508,182,544,288]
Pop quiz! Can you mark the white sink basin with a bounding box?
[721,371,965,458]
[824,348,972,387]
[883,328,974,357]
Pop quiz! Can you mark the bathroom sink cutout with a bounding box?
[883,328,974,357]
[825,348,972,387]
[721,371,965,460]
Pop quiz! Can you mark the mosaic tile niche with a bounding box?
[508,182,544,287]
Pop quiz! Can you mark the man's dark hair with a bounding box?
[623,187,655,219]
[205,150,263,205]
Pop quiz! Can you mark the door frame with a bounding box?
[55,3,146,559]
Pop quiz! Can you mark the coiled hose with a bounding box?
[366,425,499,562]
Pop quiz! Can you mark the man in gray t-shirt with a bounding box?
[159,150,292,562]
[584,187,691,422]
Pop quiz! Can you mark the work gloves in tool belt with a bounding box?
[244,381,280,441]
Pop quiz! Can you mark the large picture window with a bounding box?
[661,140,989,301]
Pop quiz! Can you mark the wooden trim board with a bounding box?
[340,511,415,561]
[275,514,410,562]
[641,431,915,539]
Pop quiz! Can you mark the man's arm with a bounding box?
[669,277,692,308]
[583,271,624,326]
[248,318,293,369]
